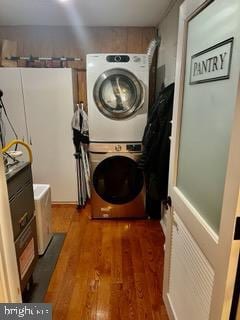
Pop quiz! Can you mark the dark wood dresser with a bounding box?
[6,162,38,293]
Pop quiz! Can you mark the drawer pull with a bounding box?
[19,212,28,229]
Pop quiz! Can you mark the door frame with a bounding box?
[0,154,21,302]
[163,0,240,319]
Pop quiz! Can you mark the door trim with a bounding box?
[0,154,21,302]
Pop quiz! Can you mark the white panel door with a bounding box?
[163,1,240,320]
[21,68,77,202]
[0,68,29,157]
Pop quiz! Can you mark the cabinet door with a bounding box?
[0,68,29,157]
[21,68,77,202]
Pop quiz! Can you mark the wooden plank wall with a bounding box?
[0,26,157,106]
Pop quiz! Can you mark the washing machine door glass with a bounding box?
[93,156,144,205]
[93,68,144,119]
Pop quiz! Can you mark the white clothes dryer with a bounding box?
[87,54,149,142]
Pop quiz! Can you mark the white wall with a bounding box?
[156,0,184,92]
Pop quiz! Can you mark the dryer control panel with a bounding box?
[106,54,147,66]
[106,55,130,63]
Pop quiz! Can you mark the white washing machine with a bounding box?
[87,54,149,142]
[89,142,146,219]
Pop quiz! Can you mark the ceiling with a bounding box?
[0,0,173,27]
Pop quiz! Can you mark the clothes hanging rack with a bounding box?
[5,56,82,62]
[5,56,84,69]
[72,101,90,209]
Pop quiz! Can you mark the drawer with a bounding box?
[9,182,35,240]
[7,163,33,200]
[15,216,38,293]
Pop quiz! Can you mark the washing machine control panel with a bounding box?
[89,143,143,153]
[106,55,130,63]
[126,144,142,152]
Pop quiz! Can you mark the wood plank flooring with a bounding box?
[45,204,169,320]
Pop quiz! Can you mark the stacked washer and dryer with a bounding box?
[87,54,149,218]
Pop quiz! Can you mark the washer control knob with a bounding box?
[115,144,122,152]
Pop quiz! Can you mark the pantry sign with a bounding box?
[190,37,233,84]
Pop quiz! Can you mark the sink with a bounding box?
[5,161,28,180]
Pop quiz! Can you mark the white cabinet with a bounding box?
[0,68,77,202]
[21,68,77,202]
[33,184,53,255]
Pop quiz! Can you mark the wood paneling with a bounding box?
[127,27,143,53]
[0,26,157,106]
[0,26,156,63]
[77,71,87,106]
[45,204,169,320]
[112,28,128,52]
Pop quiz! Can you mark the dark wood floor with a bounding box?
[45,204,169,320]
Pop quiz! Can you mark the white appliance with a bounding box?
[0,68,77,202]
[87,54,149,142]
[33,184,53,255]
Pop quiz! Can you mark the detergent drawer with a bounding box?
[7,162,35,240]
[7,162,33,200]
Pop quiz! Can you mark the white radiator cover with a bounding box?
[168,212,215,320]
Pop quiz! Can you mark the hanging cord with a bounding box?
[2,140,33,163]
[0,117,5,148]
[0,91,5,148]
[20,70,30,144]
[4,151,20,164]
[0,90,18,149]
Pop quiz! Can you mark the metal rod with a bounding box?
[76,156,81,208]
[6,56,82,62]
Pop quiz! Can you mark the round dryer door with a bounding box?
[93,68,145,120]
[93,156,144,205]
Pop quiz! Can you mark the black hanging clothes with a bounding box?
[139,83,175,219]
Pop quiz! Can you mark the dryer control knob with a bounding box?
[114,55,121,62]
[115,145,122,152]
[133,56,141,63]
